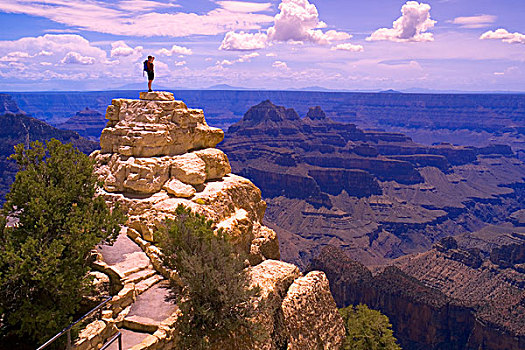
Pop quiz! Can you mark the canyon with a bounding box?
[219,100,524,349]
[2,90,524,349]
[8,91,525,161]
[220,101,524,268]
[0,94,98,202]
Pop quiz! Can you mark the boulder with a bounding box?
[250,225,280,265]
[93,154,171,194]
[193,148,232,180]
[247,261,345,350]
[281,271,345,350]
[163,178,196,198]
[170,153,207,185]
[248,260,302,350]
[100,98,224,157]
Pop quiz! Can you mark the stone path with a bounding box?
[106,329,149,350]
[96,233,177,349]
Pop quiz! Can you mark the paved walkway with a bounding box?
[96,233,177,349]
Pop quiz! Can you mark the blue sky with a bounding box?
[0,0,524,91]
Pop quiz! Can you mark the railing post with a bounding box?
[67,329,72,350]
[118,332,123,350]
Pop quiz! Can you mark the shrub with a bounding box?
[339,304,402,350]
[158,204,260,349]
[0,139,125,345]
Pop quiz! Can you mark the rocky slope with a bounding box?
[219,101,524,269]
[82,91,344,350]
[310,243,525,350]
[0,95,98,203]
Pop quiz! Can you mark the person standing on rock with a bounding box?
[144,56,155,92]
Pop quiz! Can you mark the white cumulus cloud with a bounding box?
[0,51,32,61]
[220,31,269,51]
[331,43,364,52]
[38,50,53,56]
[480,28,525,44]
[110,41,143,57]
[239,52,259,62]
[367,1,436,43]
[0,34,107,59]
[157,44,193,56]
[268,0,350,44]
[220,0,354,50]
[174,60,186,66]
[215,1,272,13]
[60,51,96,65]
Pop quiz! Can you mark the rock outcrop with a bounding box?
[86,92,343,350]
[310,237,525,350]
[220,100,525,268]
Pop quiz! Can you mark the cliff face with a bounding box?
[219,101,524,268]
[0,94,23,115]
[310,245,525,350]
[87,92,344,350]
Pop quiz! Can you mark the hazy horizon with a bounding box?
[2,86,525,94]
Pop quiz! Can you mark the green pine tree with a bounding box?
[157,205,261,349]
[340,304,402,350]
[0,139,125,345]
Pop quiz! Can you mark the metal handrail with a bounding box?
[100,331,122,350]
[36,296,113,350]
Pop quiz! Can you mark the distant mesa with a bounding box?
[305,106,327,120]
[57,107,107,141]
[206,84,251,91]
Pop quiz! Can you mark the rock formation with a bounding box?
[13,90,524,155]
[82,92,344,350]
[57,107,108,141]
[219,101,525,269]
[218,100,525,349]
[310,230,525,350]
[0,93,23,115]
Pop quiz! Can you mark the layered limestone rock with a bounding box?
[93,91,272,262]
[248,260,345,350]
[90,92,344,350]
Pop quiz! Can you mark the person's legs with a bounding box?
[147,71,154,91]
